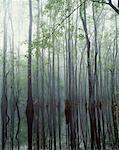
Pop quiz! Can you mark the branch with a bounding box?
[53,0,87,32]
[43,0,87,41]
[92,0,119,14]
[92,0,108,4]
[108,1,119,14]
[5,70,10,77]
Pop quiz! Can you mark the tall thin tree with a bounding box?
[26,0,34,149]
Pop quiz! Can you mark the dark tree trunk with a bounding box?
[57,45,62,150]
[92,3,101,149]
[80,1,98,149]
[9,14,15,150]
[15,47,21,150]
[1,2,8,149]
[34,0,40,149]
[26,0,34,149]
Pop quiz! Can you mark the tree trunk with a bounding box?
[1,2,8,149]
[26,0,34,149]
[80,1,98,149]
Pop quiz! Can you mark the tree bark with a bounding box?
[26,0,34,149]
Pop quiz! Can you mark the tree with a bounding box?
[92,0,119,14]
[26,0,34,149]
[80,0,98,149]
[1,1,9,149]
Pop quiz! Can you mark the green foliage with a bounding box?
[114,89,119,95]
[54,30,63,38]
[33,37,53,50]
[45,0,64,16]
[78,33,85,40]
[45,0,64,10]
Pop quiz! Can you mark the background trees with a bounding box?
[0,0,118,149]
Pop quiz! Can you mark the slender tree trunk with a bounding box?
[41,46,45,150]
[92,3,101,149]
[57,43,62,150]
[26,0,34,149]
[48,46,53,150]
[1,1,8,149]
[80,1,97,149]
[9,15,15,150]
[15,46,21,150]
[111,15,118,147]
[52,24,57,150]
[35,0,40,149]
